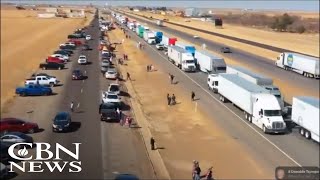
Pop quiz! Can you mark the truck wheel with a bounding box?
[49,82,54,87]
[248,116,252,123]
[299,128,305,136]
[21,92,26,97]
[245,112,248,120]
[284,66,288,70]
[263,125,267,133]
[43,67,46,70]
[305,131,311,139]
[28,128,35,134]
[58,67,62,70]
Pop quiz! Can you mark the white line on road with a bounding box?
[81,88,83,93]
[77,103,80,108]
[82,80,85,83]
[137,31,302,167]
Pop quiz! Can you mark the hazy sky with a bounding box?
[2,0,319,11]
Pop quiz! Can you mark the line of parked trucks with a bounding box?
[113,11,319,143]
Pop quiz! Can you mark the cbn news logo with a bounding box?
[8,143,81,173]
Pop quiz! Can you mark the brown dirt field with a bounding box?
[109,27,272,179]
[127,10,319,57]
[1,9,93,110]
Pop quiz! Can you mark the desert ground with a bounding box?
[127,10,319,57]
[1,7,93,111]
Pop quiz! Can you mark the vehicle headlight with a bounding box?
[266,125,272,129]
[65,123,70,127]
[53,124,57,128]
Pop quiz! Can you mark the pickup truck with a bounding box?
[99,103,119,122]
[25,75,59,87]
[15,84,52,96]
[39,62,65,70]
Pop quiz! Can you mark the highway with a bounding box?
[115,18,320,175]
[119,11,320,103]
[2,14,155,179]
[131,12,319,57]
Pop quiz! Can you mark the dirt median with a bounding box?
[108,26,271,179]
[1,9,94,111]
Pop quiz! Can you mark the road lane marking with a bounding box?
[77,103,80,108]
[123,25,302,167]
[81,88,83,93]
[82,80,85,83]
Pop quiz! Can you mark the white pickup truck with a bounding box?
[25,75,59,87]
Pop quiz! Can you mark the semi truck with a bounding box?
[153,31,163,44]
[175,42,196,56]
[195,50,226,74]
[291,96,319,142]
[161,36,177,47]
[167,46,196,72]
[156,20,163,26]
[143,31,156,44]
[275,52,319,78]
[217,74,286,133]
[226,65,284,111]
[138,26,145,38]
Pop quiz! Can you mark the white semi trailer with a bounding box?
[291,96,319,143]
[195,50,226,74]
[143,31,156,44]
[167,46,196,72]
[217,74,286,133]
[226,65,285,111]
[275,52,319,78]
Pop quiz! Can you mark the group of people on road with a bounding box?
[146,64,154,72]
[167,93,176,106]
[192,160,213,180]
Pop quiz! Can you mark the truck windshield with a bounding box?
[186,60,194,64]
[264,110,281,116]
[217,67,226,71]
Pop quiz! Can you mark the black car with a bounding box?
[221,47,231,53]
[99,103,119,122]
[72,69,85,80]
[60,44,76,50]
[82,44,91,51]
[39,62,65,70]
[67,34,81,39]
[54,50,72,56]
[52,112,71,132]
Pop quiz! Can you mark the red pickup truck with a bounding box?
[46,57,64,64]
[68,39,82,46]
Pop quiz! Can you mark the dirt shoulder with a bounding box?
[108,26,271,179]
[125,10,319,57]
[1,9,93,111]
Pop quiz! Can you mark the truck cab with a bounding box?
[262,85,285,112]
[252,94,286,133]
[181,53,196,72]
[207,74,219,92]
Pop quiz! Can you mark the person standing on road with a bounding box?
[150,137,155,150]
[191,91,195,101]
[167,94,171,106]
[171,94,176,105]
[169,73,175,84]
[205,167,213,180]
[126,72,131,81]
[70,101,74,112]
[194,162,201,180]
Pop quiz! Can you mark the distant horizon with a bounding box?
[1,0,319,12]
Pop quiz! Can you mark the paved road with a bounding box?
[116,19,320,176]
[119,11,320,103]
[131,12,319,57]
[3,13,155,179]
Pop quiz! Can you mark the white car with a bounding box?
[105,69,118,80]
[155,44,165,50]
[86,35,91,40]
[51,54,69,62]
[102,91,121,104]
[78,55,87,65]
[108,83,120,95]
[60,42,75,47]
[193,35,200,39]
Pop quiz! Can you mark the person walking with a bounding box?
[128,116,132,128]
[123,54,126,60]
[171,94,176,105]
[205,167,213,180]
[191,91,195,101]
[70,101,74,112]
[125,54,128,60]
[169,73,174,84]
[194,162,201,180]
[150,137,155,150]
[167,94,171,106]
[147,65,150,72]
[126,72,131,81]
